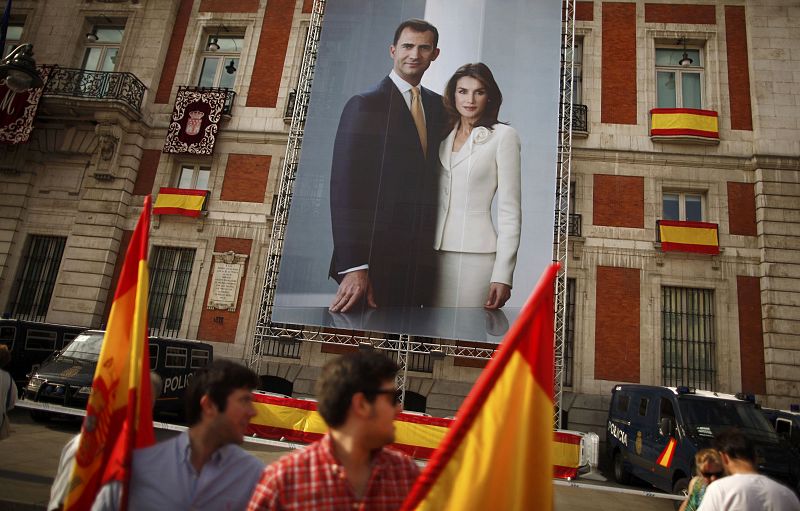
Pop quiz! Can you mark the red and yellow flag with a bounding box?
[402,264,559,511]
[650,108,719,140]
[659,220,720,254]
[153,187,207,217]
[64,196,155,511]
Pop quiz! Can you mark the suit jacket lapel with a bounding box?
[439,128,456,169]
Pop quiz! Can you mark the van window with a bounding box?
[616,393,630,413]
[0,326,16,347]
[25,329,57,351]
[149,344,159,370]
[190,349,210,369]
[61,333,104,361]
[62,332,80,349]
[638,398,649,417]
[165,347,187,368]
[775,418,792,437]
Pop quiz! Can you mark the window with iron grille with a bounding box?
[662,286,716,390]
[563,278,576,387]
[148,247,195,337]
[9,235,67,322]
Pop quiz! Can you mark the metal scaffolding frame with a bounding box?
[554,0,577,428]
[248,0,575,419]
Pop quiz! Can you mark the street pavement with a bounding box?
[0,408,676,510]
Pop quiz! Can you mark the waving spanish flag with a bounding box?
[402,264,558,511]
[64,196,155,511]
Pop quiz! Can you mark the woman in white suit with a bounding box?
[432,63,521,309]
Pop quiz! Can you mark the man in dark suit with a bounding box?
[329,19,444,312]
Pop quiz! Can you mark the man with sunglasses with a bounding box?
[247,351,418,511]
[697,429,800,511]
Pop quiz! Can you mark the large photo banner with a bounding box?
[273,0,561,343]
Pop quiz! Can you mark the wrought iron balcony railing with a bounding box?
[285,89,297,119]
[572,104,588,133]
[42,66,146,113]
[568,213,582,237]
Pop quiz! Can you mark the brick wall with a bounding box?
[576,1,594,21]
[302,0,313,13]
[220,154,271,202]
[199,0,259,12]
[601,2,637,124]
[593,174,644,228]
[725,6,753,131]
[727,182,757,236]
[595,266,640,382]
[155,0,193,104]
[197,237,253,343]
[644,3,716,24]
[737,276,765,394]
[246,0,295,108]
[133,150,161,196]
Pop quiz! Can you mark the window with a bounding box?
[198,34,243,89]
[663,192,704,221]
[25,329,57,351]
[659,397,676,436]
[149,344,159,370]
[9,235,67,322]
[572,37,583,105]
[82,26,125,72]
[662,286,716,390]
[615,393,630,413]
[62,332,80,350]
[164,346,187,368]
[148,247,195,337]
[3,23,23,57]
[638,397,649,417]
[178,164,211,190]
[656,46,703,109]
[190,349,210,369]
[563,278,576,386]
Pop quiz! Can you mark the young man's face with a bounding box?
[365,379,401,448]
[390,28,439,85]
[213,387,257,445]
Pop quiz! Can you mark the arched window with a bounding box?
[402,391,427,414]
[259,375,293,396]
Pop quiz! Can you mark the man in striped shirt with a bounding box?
[247,351,419,511]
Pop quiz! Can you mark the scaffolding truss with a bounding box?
[248,0,575,423]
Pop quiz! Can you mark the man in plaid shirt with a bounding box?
[247,351,420,511]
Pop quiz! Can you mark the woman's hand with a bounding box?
[485,283,511,310]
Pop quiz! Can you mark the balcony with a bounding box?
[572,104,588,135]
[568,213,582,237]
[650,108,719,145]
[284,89,297,121]
[177,86,235,117]
[41,66,146,116]
[656,219,719,255]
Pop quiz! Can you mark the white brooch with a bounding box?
[472,126,490,145]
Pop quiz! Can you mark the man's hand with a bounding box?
[330,270,377,312]
[484,282,511,310]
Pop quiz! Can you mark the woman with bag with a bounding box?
[0,344,17,441]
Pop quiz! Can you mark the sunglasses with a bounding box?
[701,470,723,479]
[364,388,402,406]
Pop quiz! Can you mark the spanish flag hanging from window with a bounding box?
[64,196,155,511]
[402,264,558,511]
[659,220,720,254]
[153,187,207,217]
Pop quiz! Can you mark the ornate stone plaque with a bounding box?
[207,251,248,311]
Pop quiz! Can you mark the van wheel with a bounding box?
[30,410,50,423]
[613,451,631,485]
[672,477,690,510]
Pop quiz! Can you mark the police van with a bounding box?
[24,330,213,420]
[606,384,800,497]
[0,318,86,392]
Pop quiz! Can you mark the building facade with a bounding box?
[0,0,797,438]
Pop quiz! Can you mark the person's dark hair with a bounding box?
[714,428,756,463]
[393,19,439,48]
[0,344,10,368]
[316,351,399,428]
[443,62,504,132]
[185,359,258,426]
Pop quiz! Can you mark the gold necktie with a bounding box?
[410,86,427,156]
